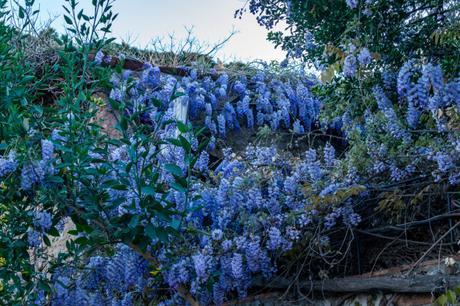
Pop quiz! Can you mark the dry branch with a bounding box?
[256,274,460,293]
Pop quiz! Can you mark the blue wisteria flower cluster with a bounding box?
[49,245,150,305]
[28,211,53,248]
[108,64,322,138]
[151,143,363,305]
[0,151,17,177]
[342,61,460,185]
[395,61,459,131]
[342,43,373,77]
[20,139,55,190]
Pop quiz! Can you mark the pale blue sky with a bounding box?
[37,0,286,62]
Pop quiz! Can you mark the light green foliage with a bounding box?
[436,285,460,306]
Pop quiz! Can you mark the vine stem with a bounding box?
[406,221,460,275]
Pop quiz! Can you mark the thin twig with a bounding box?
[406,221,460,275]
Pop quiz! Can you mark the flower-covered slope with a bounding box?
[11,54,459,305]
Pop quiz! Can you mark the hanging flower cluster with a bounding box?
[108,64,322,138]
[338,61,460,186]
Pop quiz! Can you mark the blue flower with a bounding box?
[357,48,372,66]
[205,116,217,134]
[319,183,342,197]
[246,109,254,129]
[211,229,223,241]
[94,50,104,65]
[293,120,305,134]
[21,162,45,190]
[190,69,198,80]
[233,81,246,95]
[406,101,420,128]
[205,103,213,116]
[397,60,415,98]
[343,54,357,77]
[373,86,409,140]
[304,31,315,50]
[324,143,335,167]
[142,66,161,88]
[433,152,453,173]
[51,129,67,143]
[231,253,243,279]
[213,283,225,306]
[192,253,211,283]
[217,74,229,87]
[165,259,189,288]
[103,54,112,64]
[382,71,396,90]
[280,58,289,68]
[110,88,124,102]
[348,43,357,53]
[33,211,52,231]
[0,152,17,177]
[217,114,226,137]
[390,164,405,181]
[27,229,42,248]
[41,139,54,161]
[267,227,284,250]
[424,63,444,94]
[222,239,233,252]
[195,151,210,173]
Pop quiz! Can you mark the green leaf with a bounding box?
[171,91,185,101]
[176,121,189,133]
[436,294,448,306]
[171,182,187,193]
[170,219,181,230]
[454,285,460,295]
[74,236,89,246]
[156,227,169,242]
[164,163,183,177]
[151,98,162,108]
[125,161,133,173]
[46,176,64,184]
[118,116,128,131]
[18,7,25,19]
[145,224,156,240]
[37,280,51,292]
[195,126,207,137]
[141,186,156,196]
[47,227,60,237]
[189,204,203,213]
[43,235,51,247]
[166,137,182,147]
[111,184,128,191]
[179,135,191,153]
[128,215,140,228]
[446,290,456,304]
[173,174,188,188]
[64,15,73,25]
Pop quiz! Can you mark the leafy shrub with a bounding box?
[0,0,201,304]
